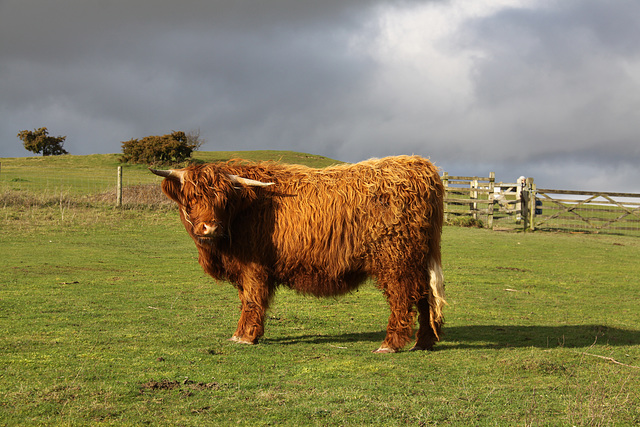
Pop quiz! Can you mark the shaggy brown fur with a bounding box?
[155,155,446,352]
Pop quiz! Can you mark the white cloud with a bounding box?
[330,0,543,161]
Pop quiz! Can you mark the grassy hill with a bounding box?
[0,150,342,199]
[192,150,341,167]
[0,150,341,169]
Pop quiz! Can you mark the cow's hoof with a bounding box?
[373,346,396,354]
[229,336,255,345]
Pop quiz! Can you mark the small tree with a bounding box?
[185,129,205,151]
[120,130,203,165]
[18,127,69,156]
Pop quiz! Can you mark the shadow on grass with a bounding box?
[264,324,640,350]
[442,324,640,350]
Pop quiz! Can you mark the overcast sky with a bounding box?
[1,0,639,191]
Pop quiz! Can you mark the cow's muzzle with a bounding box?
[195,221,224,238]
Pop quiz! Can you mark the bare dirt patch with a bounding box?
[139,379,220,394]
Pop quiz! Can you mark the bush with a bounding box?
[120,131,202,165]
[18,127,68,156]
[447,215,484,228]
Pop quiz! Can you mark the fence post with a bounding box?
[487,172,495,229]
[470,179,478,220]
[516,177,524,224]
[521,181,530,231]
[442,172,449,223]
[527,178,536,231]
[116,166,123,207]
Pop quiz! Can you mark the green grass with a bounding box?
[0,150,342,210]
[1,205,639,425]
[192,150,341,167]
[1,152,639,425]
[0,151,340,196]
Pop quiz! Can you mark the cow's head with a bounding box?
[150,165,273,240]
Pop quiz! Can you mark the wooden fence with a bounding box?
[442,172,532,230]
[3,162,640,235]
[442,172,496,228]
[443,173,640,235]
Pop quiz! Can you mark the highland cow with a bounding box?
[150,155,445,353]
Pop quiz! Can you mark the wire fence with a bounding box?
[2,163,640,235]
[0,163,169,207]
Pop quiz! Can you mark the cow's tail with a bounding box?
[427,251,446,340]
[427,170,446,340]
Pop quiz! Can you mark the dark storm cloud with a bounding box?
[1,0,391,155]
[1,0,639,192]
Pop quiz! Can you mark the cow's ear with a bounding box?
[161,177,184,204]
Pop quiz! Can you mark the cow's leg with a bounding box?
[412,296,441,351]
[231,287,270,344]
[375,285,416,353]
[231,268,273,345]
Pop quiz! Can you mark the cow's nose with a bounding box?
[202,222,218,235]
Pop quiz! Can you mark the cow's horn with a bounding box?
[149,168,186,182]
[228,174,274,187]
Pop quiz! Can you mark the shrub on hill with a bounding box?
[120,131,202,165]
[18,127,68,156]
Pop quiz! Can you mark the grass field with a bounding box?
[1,152,639,425]
[0,151,340,196]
